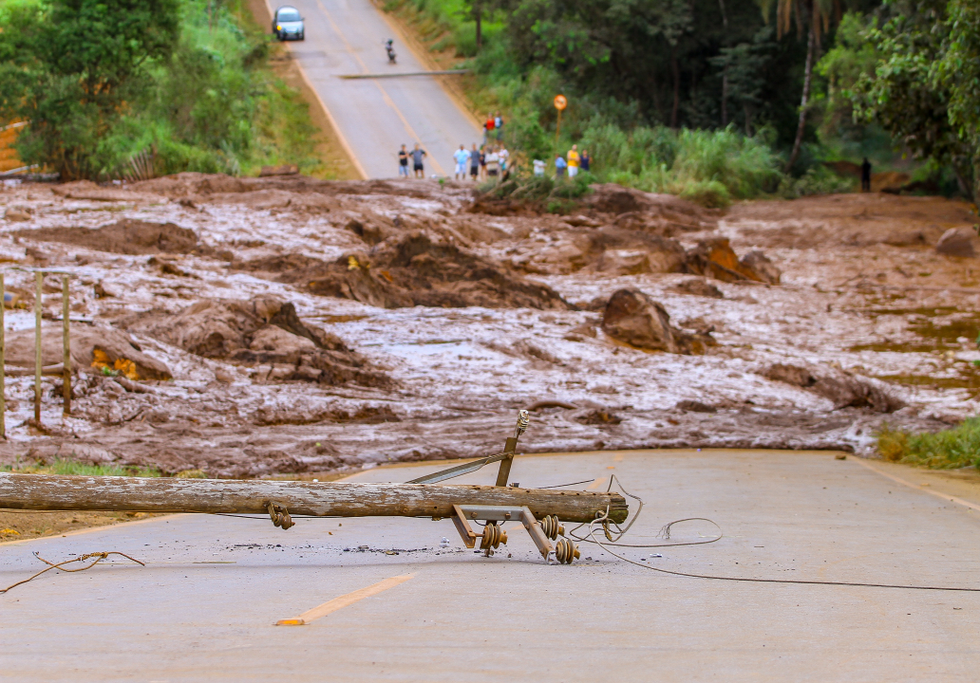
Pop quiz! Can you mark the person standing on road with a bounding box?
[580,149,591,173]
[479,146,487,180]
[398,145,409,177]
[484,114,495,144]
[861,157,872,192]
[567,144,580,178]
[485,147,500,180]
[470,143,480,180]
[498,146,509,173]
[494,112,504,141]
[411,143,427,179]
[555,153,567,180]
[453,145,470,180]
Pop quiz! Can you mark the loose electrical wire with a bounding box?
[583,480,980,593]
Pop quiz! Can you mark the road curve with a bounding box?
[268,0,482,179]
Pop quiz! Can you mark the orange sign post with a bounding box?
[554,95,567,147]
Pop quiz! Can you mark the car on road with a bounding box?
[272,6,304,41]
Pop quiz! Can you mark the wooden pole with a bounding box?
[34,271,41,424]
[0,271,5,439]
[0,473,629,524]
[62,274,70,415]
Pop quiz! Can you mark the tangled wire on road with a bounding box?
[579,476,980,593]
[0,551,145,595]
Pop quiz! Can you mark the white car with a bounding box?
[272,6,305,41]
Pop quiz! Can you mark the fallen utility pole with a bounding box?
[0,473,626,524]
[0,412,627,563]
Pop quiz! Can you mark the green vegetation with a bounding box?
[388,0,980,201]
[878,419,980,470]
[1,459,163,477]
[0,0,327,180]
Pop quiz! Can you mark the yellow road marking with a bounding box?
[587,477,608,491]
[276,574,414,626]
[852,459,980,513]
[311,0,448,176]
[613,453,624,462]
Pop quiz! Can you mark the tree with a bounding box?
[857,0,975,195]
[760,0,840,171]
[0,0,180,180]
[938,0,980,197]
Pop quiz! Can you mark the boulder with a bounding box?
[123,296,389,387]
[601,288,712,354]
[685,238,780,284]
[935,227,976,258]
[4,326,172,380]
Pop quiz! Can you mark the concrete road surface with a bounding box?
[270,0,482,179]
[3,449,980,681]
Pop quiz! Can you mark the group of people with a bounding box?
[453,144,510,181]
[483,113,504,143]
[396,133,591,183]
[535,144,591,179]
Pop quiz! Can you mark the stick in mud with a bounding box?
[62,275,70,415]
[0,271,5,439]
[34,271,41,424]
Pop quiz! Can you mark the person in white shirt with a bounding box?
[533,159,545,177]
[485,148,500,178]
[498,147,510,172]
[453,145,470,180]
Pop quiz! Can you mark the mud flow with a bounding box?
[0,174,975,477]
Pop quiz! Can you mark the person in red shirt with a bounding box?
[483,114,495,144]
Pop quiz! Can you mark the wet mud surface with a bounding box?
[0,175,976,477]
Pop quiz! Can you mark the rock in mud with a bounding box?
[669,277,724,298]
[21,219,209,256]
[763,363,815,387]
[4,326,172,380]
[935,227,976,258]
[124,296,389,387]
[762,363,902,412]
[239,231,569,310]
[601,288,713,354]
[812,374,904,413]
[685,238,781,284]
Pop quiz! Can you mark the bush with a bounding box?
[779,165,855,199]
[877,419,980,469]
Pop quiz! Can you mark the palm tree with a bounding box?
[761,0,839,171]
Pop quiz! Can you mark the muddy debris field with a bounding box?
[0,174,977,477]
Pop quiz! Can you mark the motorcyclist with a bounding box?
[385,39,396,64]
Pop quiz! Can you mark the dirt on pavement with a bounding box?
[0,175,976,478]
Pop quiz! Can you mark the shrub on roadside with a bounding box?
[877,419,980,469]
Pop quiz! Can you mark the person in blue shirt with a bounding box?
[453,145,470,180]
[555,154,567,180]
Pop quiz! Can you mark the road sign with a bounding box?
[554,95,567,111]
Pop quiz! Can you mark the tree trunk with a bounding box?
[718,0,729,127]
[0,472,629,524]
[475,4,482,51]
[671,47,680,128]
[785,21,816,173]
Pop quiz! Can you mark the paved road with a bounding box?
[3,449,980,681]
[269,0,482,179]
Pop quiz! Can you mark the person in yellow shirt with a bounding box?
[567,144,580,178]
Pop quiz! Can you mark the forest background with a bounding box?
[0,0,978,206]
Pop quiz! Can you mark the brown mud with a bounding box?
[0,177,976,478]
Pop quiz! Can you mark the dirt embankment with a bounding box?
[0,175,974,478]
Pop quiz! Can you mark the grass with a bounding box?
[1,460,163,477]
[878,419,980,469]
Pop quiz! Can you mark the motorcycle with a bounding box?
[385,39,397,64]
